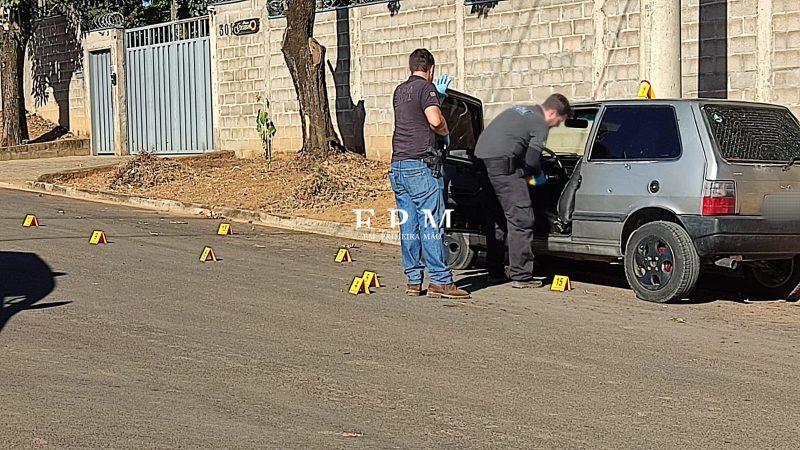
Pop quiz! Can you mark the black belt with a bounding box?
[482,156,519,176]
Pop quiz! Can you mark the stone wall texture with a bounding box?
[201,0,800,159]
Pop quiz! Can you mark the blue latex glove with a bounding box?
[527,171,547,187]
[441,134,450,149]
[434,74,452,98]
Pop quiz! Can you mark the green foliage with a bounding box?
[256,95,277,161]
[113,0,211,28]
[1,0,212,33]
[255,95,277,143]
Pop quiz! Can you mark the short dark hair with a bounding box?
[409,48,435,72]
[542,93,572,117]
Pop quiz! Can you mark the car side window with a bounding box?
[590,106,682,161]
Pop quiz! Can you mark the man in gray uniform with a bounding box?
[474,94,571,288]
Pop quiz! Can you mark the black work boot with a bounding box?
[487,272,510,284]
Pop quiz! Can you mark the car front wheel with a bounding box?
[748,256,800,301]
[624,221,701,303]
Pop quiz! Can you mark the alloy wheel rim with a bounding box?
[633,236,675,291]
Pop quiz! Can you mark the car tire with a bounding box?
[748,256,800,301]
[624,221,700,303]
[444,232,476,270]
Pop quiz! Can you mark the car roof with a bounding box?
[571,99,789,109]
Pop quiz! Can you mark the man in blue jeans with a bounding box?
[389,48,470,299]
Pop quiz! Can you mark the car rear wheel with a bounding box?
[444,232,476,270]
[748,256,800,301]
[624,221,701,303]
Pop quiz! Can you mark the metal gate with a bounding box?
[88,50,116,155]
[125,17,214,154]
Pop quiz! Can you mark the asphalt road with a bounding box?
[2,188,800,448]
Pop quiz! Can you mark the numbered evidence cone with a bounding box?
[550,275,572,292]
[362,271,380,290]
[89,230,108,245]
[335,248,352,263]
[637,79,656,99]
[23,214,39,227]
[200,246,217,262]
[349,276,369,295]
[217,223,232,236]
[349,272,381,296]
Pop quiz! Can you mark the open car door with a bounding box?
[438,90,499,268]
[440,90,496,233]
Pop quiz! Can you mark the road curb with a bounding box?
[0,180,400,246]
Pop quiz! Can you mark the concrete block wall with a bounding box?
[726,0,759,101]
[211,0,270,158]
[359,0,458,160]
[770,0,800,110]
[211,0,800,160]
[462,1,594,123]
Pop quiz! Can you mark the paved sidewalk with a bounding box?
[0,155,126,184]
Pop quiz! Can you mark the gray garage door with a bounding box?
[125,16,214,154]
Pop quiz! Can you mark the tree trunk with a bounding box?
[282,0,340,159]
[170,0,178,21]
[0,31,30,147]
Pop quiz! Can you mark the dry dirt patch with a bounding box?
[46,151,397,228]
[0,112,74,144]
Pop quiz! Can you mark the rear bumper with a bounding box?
[680,215,800,257]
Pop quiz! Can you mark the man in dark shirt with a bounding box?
[475,94,572,288]
[390,48,469,300]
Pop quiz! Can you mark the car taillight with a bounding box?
[702,180,736,215]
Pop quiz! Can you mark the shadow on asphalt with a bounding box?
[457,255,786,305]
[0,251,70,334]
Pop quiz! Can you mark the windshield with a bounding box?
[703,104,800,163]
[545,109,598,155]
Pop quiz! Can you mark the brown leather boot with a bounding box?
[427,283,471,299]
[405,284,422,296]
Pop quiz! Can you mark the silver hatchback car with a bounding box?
[442,93,800,303]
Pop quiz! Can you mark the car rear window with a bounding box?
[703,104,800,162]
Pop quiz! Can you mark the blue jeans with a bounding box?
[388,159,453,285]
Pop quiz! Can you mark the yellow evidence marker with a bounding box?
[89,230,108,245]
[199,246,217,262]
[637,79,656,99]
[362,271,380,290]
[217,223,232,235]
[349,276,367,295]
[550,275,572,292]
[335,248,352,263]
[23,214,39,227]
